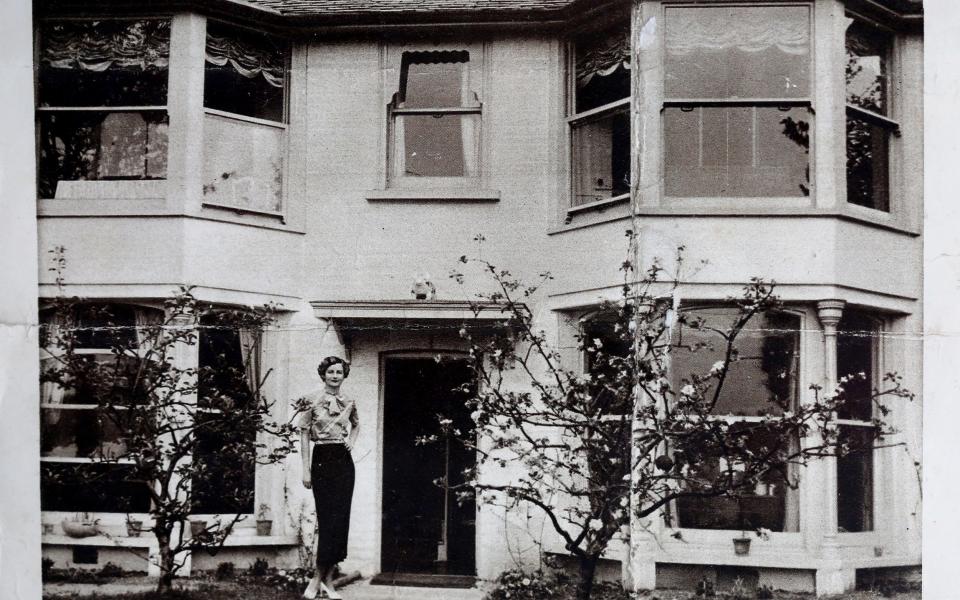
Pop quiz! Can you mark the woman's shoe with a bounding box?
[303,576,319,599]
[319,581,342,600]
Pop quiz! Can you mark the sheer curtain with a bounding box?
[665,8,809,57]
[205,31,285,89]
[237,328,262,397]
[41,20,170,71]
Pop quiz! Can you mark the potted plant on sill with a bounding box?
[256,504,273,536]
[190,519,208,538]
[61,512,99,538]
[126,515,144,538]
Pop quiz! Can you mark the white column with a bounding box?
[166,13,207,214]
[0,2,42,598]
[814,300,855,595]
[813,0,847,209]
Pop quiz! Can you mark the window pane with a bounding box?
[673,308,800,416]
[846,114,890,212]
[41,408,127,459]
[193,322,255,514]
[571,108,630,205]
[41,462,151,513]
[397,114,479,178]
[574,21,630,113]
[38,111,168,199]
[583,314,634,414]
[837,425,874,532]
[837,312,877,421]
[677,423,794,531]
[38,20,170,107]
[203,114,283,212]
[204,23,287,121]
[846,20,891,115]
[401,55,469,108]
[665,6,810,99]
[664,107,810,198]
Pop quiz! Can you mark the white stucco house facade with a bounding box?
[28,0,923,595]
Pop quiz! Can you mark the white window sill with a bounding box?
[365,188,500,202]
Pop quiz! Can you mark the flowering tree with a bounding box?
[443,239,913,600]
[40,283,300,593]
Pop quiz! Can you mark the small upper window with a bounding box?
[568,20,631,208]
[36,19,170,199]
[845,18,897,212]
[202,23,289,215]
[389,51,481,181]
[663,5,812,199]
[204,22,287,122]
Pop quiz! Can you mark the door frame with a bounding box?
[376,349,477,575]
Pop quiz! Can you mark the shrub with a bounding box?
[98,562,124,578]
[485,569,557,600]
[249,557,269,577]
[215,562,235,580]
[41,558,54,579]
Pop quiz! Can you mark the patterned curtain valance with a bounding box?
[666,12,809,57]
[576,26,630,88]
[205,28,286,89]
[41,20,170,72]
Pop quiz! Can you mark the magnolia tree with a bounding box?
[441,239,913,600]
[41,285,300,593]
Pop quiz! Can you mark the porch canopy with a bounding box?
[309,299,519,340]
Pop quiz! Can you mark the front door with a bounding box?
[381,357,476,576]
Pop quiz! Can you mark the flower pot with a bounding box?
[127,520,144,537]
[61,520,99,538]
[732,537,752,556]
[256,520,273,536]
[190,520,207,537]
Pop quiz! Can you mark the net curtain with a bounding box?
[41,20,170,72]
[205,28,286,89]
[665,8,810,56]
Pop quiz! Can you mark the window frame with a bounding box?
[660,2,816,204]
[668,304,805,535]
[844,13,900,214]
[565,14,632,214]
[39,303,160,514]
[383,42,485,191]
[200,19,291,219]
[35,17,172,201]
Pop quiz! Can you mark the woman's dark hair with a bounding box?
[317,356,350,380]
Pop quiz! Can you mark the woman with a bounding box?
[299,356,359,600]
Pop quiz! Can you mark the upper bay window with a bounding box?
[846,18,897,213]
[569,20,630,208]
[202,23,289,215]
[671,308,802,533]
[663,5,812,199]
[37,19,170,199]
[388,51,481,183]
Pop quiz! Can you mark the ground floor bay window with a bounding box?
[39,302,260,520]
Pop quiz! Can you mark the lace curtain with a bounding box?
[206,29,285,89]
[576,27,630,88]
[666,8,809,56]
[41,20,170,72]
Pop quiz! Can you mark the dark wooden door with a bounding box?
[381,357,476,576]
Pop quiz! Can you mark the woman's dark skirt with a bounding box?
[311,443,355,565]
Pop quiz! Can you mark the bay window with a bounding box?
[202,22,288,214]
[568,20,630,208]
[37,19,170,199]
[388,51,481,183]
[845,18,896,212]
[672,308,801,532]
[663,5,811,199]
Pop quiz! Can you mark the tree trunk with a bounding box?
[575,554,600,600]
[156,533,174,594]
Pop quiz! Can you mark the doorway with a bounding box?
[380,356,476,577]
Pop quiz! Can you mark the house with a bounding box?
[30,0,923,595]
